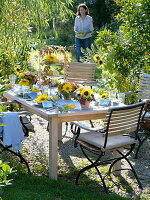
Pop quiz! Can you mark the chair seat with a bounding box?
[21,116,35,133]
[78,131,136,151]
[143,112,150,119]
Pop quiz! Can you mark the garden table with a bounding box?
[3,90,121,180]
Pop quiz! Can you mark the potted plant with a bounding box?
[74,87,95,108]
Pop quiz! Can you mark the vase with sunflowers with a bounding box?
[58,82,78,100]
[74,87,95,108]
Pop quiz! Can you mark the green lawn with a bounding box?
[0,173,130,200]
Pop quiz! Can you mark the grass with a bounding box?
[0,173,131,200]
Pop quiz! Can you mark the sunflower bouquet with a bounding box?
[18,72,37,86]
[58,82,78,99]
[74,87,95,106]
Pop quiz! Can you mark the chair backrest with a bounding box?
[138,73,150,101]
[64,62,96,86]
[104,102,145,138]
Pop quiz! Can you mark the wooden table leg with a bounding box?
[58,121,62,141]
[48,117,58,180]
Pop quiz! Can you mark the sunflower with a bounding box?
[35,94,49,103]
[45,54,58,65]
[93,55,103,65]
[100,93,109,99]
[98,59,103,65]
[25,75,34,84]
[93,54,100,61]
[14,66,22,74]
[62,83,73,93]
[77,87,84,92]
[81,88,92,99]
[18,79,30,86]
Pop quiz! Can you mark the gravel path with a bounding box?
[22,114,150,198]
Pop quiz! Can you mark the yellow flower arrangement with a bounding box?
[35,94,49,103]
[18,72,37,86]
[58,82,78,99]
[74,87,95,105]
[18,79,30,86]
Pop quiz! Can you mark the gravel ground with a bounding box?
[22,114,150,198]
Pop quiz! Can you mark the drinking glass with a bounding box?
[109,91,117,105]
[49,87,58,96]
[9,75,16,85]
[118,93,125,104]
[42,86,49,94]
[22,86,30,99]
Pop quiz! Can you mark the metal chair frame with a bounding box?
[71,102,145,193]
[134,73,150,157]
[0,101,34,173]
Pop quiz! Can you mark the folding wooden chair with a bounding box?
[71,102,145,193]
[0,101,35,172]
[63,62,97,132]
[64,62,97,86]
[134,73,150,157]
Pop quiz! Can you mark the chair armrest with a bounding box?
[70,121,101,132]
[70,121,105,147]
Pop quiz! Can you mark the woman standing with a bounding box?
[74,4,94,62]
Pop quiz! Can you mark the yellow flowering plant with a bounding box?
[93,54,103,65]
[35,94,49,103]
[58,82,78,99]
[74,87,95,105]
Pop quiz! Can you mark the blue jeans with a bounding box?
[75,37,91,62]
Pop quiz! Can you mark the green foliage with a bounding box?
[93,0,150,100]
[0,0,74,79]
[0,161,15,187]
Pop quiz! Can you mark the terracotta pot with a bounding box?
[80,101,90,108]
[142,119,150,129]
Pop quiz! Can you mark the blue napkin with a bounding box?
[99,99,111,106]
[42,101,53,109]
[28,92,38,99]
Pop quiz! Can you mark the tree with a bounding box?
[94,0,150,95]
[0,0,73,78]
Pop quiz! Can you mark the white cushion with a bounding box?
[78,131,136,150]
[143,112,150,119]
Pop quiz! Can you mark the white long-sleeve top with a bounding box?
[74,15,94,39]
